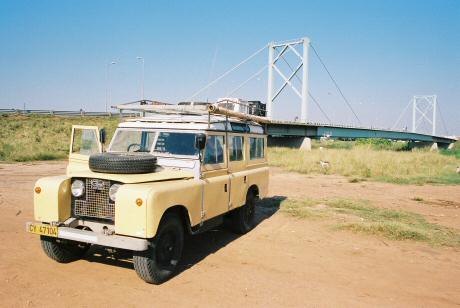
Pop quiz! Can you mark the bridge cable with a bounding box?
[279,55,332,123]
[226,65,268,96]
[437,102,450,135]
[187,44,268,101]
[391,99,412,131]
[308,93,332,124]
[310,44,362,126]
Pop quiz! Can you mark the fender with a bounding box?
[34,175,71,222]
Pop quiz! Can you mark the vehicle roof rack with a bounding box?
[113,100,209,116]
[112,99,269,129]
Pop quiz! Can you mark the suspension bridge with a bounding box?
[185,37,457,148]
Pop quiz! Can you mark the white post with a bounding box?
[105,64,109,113]
[432,95,437,135]
[106,61,116,113]
[412,96,416,132]
[301,37,310,122]
[267,42,274,119]
[137,57,145,101]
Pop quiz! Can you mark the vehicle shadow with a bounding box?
[83,195,287,276]
[176,195,286,276]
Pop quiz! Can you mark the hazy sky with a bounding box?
[0,0,459,135]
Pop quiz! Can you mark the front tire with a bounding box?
[40,236,90,263]
[133,214,184,284]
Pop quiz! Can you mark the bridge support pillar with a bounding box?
[408,141,451,150]
[430,143,438,152]
[299,137,312,151]
[267,136,312,151]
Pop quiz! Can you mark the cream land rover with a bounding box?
[26,112,268,284]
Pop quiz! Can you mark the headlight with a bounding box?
[71,180,85,197]
[109,184,121,202]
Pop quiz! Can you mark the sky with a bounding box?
[0,0,459,135]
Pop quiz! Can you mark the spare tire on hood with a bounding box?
[89,153,157,174]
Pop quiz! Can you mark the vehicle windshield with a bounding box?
[109,129,198,156]
[109,130,156,153]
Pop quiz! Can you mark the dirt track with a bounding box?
[0,162,459,307]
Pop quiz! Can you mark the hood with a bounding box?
[68,167,194,184]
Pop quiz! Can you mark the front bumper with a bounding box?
[26,222,149,251]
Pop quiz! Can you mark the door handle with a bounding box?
[224,184,228,192]
[244,176,247,183]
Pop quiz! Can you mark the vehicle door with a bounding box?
[201,133,230,220]
[227,133,247,210]
[68,125,102,173]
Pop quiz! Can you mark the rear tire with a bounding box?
[40,236,90,263]
[229,189,257,234]
[133,214,184,284]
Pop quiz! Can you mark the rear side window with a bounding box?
[229,136,244,161]
[249,137,264,160]
[204,135,225,164]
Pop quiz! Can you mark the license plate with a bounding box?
[27,223,58,237]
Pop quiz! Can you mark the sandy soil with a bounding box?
[0,162,459,307]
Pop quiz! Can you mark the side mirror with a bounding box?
[195,134,206,151]
[99,128,107,144]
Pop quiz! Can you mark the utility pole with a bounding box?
[105,61,117,113]
[136,57,145,101]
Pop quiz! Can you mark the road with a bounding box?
[0,162,459,307]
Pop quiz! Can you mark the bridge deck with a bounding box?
[266,122,456,145]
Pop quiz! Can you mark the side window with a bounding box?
[249,137,265,160]
[229,136,244,161]
[154,132,198,156]
[204,135,225,164]
[72,128,100,155]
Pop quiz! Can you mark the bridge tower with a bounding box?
[267,37,310,122]
[412,95,437,135]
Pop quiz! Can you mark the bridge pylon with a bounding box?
[412,95,437,135]
[267,37,310,122]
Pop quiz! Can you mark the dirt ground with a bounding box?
[0,162,459,307]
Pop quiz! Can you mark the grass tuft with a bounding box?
[280,198,460,246]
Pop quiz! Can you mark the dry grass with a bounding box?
[268,146,460,185]
[279,198,460,246]
[0,114,120,162]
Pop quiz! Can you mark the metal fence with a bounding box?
[0,108,138,117]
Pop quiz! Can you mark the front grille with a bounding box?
[72,178,115,221]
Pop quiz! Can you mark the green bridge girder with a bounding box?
[266,122,456,145]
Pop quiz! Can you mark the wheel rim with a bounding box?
[155,228,179,268]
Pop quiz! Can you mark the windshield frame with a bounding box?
[107,127,201,159]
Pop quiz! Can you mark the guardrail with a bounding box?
[0,108,138,117]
